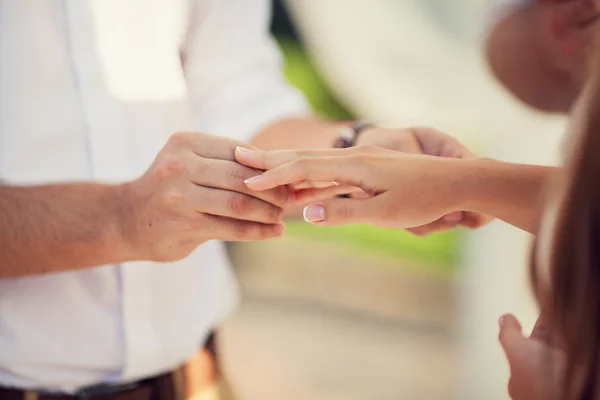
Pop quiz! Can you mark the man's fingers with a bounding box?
[408,127,476,159]
[169,132,258,162]
[192,186,284,225]
[202,214,285,242]
[460,211,494,229]
[190,158,290,207]
[499,314,527,367]
[243,156,372,192]
[405,218,461,236]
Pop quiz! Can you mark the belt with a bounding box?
[0,369,186,400]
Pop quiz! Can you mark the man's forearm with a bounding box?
[454,159,556,234]
[0,183,133,278]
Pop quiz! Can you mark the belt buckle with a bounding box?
[24,392,39,400]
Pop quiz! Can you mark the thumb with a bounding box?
[499,314,527,366]
[302,199,373,226]
[530,313,553,344]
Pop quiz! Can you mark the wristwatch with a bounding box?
[333,120,375,149]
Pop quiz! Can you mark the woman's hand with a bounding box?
[235,145,490,230]
[499,314,565,399]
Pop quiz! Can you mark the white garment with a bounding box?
[0,0,309,393]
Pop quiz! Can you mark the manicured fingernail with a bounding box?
[444,212,464,223]
[236,146,253,154]
[499,315,506,329]
[303,204,325,223]
[244,175,262,185]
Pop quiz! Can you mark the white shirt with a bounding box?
[0,0,309,393]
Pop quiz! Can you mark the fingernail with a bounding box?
[443,211,464,223]
[244,175,262,185]
[303,204,325,223]
[236,146,253,154]
[499,315,506,329]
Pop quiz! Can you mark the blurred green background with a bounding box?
[270,5,461,272]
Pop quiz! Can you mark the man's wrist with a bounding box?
[105,182,139,263]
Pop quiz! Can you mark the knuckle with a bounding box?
[233,221,251,240]
[156,155,187,180]
[269,186,290,206]
[168,132,190,147]
[228,193,252,215]
[228,165,248,182]
[267,206,284,223]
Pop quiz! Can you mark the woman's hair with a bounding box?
[531,27,600,399]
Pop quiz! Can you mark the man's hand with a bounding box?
[499,314,565,399]
[355,127,492,235]
[123,132,288,262]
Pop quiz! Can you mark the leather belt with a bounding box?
[0,369,185,400]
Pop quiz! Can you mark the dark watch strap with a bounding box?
[333,120,374,149]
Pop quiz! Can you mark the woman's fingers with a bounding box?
[234,145,389,171]
[302,199,369,226]
[292,186,362,204]
[301,195,403,226]
[243,156,373,192]
[291,180,340,190]
[236,147,347,170]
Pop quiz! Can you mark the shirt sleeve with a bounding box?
[181,0,311,143]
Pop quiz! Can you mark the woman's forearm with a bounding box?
[453,158,557,234]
